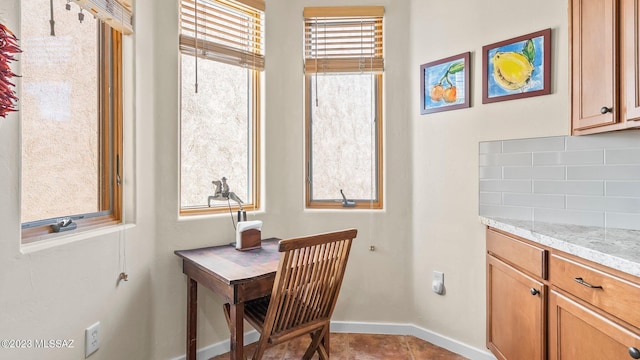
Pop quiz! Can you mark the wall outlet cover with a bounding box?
[85,322,100,358]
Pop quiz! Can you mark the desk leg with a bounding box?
[229,302,245,360]
[187,277,197,360]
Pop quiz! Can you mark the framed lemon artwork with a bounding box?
[420,52,471,115]
[482,28,551,104]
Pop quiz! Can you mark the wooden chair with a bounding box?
[224,228,357,360]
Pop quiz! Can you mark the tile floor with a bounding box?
[210,333,469,359]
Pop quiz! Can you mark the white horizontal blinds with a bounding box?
[180,0,265,71]
[72,0,134,35]
[304,6,384,74]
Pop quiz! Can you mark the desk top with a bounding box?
[175,238,281,285]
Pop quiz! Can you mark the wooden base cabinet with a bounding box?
[486,228,640,360]
[487,256,546,360]
[549,290,640,360]
[486,229,547,360]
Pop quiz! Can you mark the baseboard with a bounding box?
[170,321,497,360]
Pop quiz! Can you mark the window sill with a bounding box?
[20,223,136,254]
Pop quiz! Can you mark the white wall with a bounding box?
[409,0,569,350]
[151,0,414,358]
[0,0,157,359]
[0,0,578,358]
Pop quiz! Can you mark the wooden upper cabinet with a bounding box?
[571,0,640,135]
[622,0,640,121]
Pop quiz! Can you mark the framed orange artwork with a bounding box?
[420,52,470,115]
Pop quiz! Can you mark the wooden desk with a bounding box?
[175,238,281,360]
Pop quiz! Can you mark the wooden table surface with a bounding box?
[175,238,281,360]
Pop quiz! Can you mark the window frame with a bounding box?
[304,73,384,210]
[21,24,123,243]
[178,65,261,216]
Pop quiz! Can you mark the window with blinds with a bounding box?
[303,6,384,210]
[304,6,383,74]
[180,0,264,70]
[179,0,263,216]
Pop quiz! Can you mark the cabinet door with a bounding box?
[487,255,545,360]
[549,290,640,360]
[622,0,640,122]
[571,0,619,131]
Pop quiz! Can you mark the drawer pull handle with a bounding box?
[630,347,640,359]
[574,277,603,289]
[530,288,540,296]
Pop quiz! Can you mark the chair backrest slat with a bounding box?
[262,229,357,339]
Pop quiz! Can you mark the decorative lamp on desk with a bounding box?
[207,176,262,250]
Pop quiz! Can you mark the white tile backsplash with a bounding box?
[503,137,565,153]
[532,149,604,165]
[504,166,565,180]
[503,193,565,209]
[479,179,532,193]
[567,165,640,180]
[479,132,640,230]
[606,181,640,197]
[605,148,640,164]
[479,152,532,166]
[533,180,604,195]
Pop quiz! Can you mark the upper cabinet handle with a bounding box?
[629,347,640,359]
[600,106,612,114]
[574,277,603,289]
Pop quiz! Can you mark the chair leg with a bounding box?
[302,326,329,360]
[251,335,271,360]
[223,304,232,330]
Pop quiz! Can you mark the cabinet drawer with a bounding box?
[549,254,640,329]
[487,229,546,279]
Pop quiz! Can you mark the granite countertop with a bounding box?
[479,216,640,278]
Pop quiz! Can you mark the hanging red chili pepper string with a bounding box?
[0,22,21,118]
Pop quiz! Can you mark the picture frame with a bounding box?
[482,28,551,104]
[420,52,470,114]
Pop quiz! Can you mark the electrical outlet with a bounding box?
[432,271,445,295]
[85,322,100,358]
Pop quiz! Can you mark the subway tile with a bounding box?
[479,141,502,154]
[479,166,502,179]
[533,150,604,165]
[479,152,532,166]
[502,136,565,153]
[533,180,604,195]
[566,131,640,150]
[504,193,565,209]
[480,179,532,193]
[479,192,502,205]
[606,181,640,197]
[606,212,640,230]
[567,165,640,180]
[479,204,533,221]
[504,166,565,179]
[605,148,640,164]
[567,196,640,213]
[534,208,604,227]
